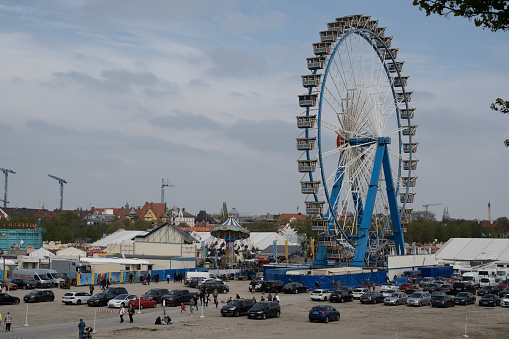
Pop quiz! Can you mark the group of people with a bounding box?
[118,304,136,323]
[154,316,172,325]
[363,279,376,291]
[173,272,184,283]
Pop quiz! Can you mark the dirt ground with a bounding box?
[1,280,509,338]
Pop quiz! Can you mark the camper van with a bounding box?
[11,270,52,288]
[184,272,220,284]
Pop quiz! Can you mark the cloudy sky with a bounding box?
[0,0,508,220]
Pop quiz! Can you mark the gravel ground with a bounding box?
[0,280,508,338]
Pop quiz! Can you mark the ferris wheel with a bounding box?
[296,15,417,267]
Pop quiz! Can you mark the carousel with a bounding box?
[210,216,250,267]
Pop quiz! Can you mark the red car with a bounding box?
[498,280,509,291]
[128,296,157,309]
[399,283,414,291]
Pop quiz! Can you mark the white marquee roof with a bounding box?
[436,238,509,262]
[90,229,147,247]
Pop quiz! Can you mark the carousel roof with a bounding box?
[210,216,250,240]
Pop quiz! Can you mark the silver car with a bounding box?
[384,292,408,306]
[406,291,431,306]
[382,289,398,297]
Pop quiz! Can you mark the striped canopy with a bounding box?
[210,216,250,240]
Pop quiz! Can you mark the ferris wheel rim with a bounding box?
[309,28,414,247]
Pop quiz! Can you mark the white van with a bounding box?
[11,270,52,288]
[184,272,220,284]
[462,272,480,288]
[33,269,65,287]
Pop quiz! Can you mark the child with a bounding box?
[180,303,186,313]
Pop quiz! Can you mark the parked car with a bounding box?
[330,290,353,303]
[382,289,398,298]
[0,293,20,305]
[453,292,476,305]
[431,294,455,308]
[24,290,55,303]
[479,294,501,307]
[478,286,499,296]
[189,277,206,288]
[103,287,129,296]
[336,286,353,294]
[423,283,439,293]
[501,294,509,307]
[384,292,408,306]
[499,287,509,298]
[144,289,170,303]
[262,281,285,293]
[0,279,18,291]
[200,281,229,294]
[221,298,256,317]
[249,280,264,292]
[107,294,136,308]
[308,305,340,323]
[352,288,369,299]
[498,280,509,291]
[128,295,157,309]
[406,291,431,307]
[453,282,475,295]
[311,289,332,301]
[87,292,115,307]
[62,291,92,305]
[380,284,399,292]
[162,289,197,307]
[360,292,385,304]
[247,301,281,320]
[399,283,415,292]
[437,283,454,295]
[419,277,435,287]
[11,278,37,290]
[283,283,308,294]
[197,278,226,289]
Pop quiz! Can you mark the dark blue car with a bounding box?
[308,305,340,323]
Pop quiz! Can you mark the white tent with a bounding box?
[28,247,56,257]
[436,238,509,262]
[90,229,147,247]
[56,247,87,258]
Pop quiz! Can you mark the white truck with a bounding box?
[461,272,480,288]
[51,259,92,286]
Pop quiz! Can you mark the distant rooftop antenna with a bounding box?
[0,167,16,208]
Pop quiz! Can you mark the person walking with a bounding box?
[204,292,209,308]
[166,273,170,284]
[199,290,205,306]
[372,281,376,292]
[119,305,125,323]
[162,298,166,315]
[193,294,199,310]
[128,305,135,323]
[331,279,335,290]
[213,289,219,308]
[189,299,195,316]
[337,279,341,288]
[78,318,86,339]
[5,312,12,332]
[89,284,94,296]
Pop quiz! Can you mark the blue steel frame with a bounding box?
[303,26,411,266]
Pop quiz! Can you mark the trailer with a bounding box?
[51,259,92,286]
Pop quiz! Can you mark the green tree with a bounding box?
[413,0,509,31]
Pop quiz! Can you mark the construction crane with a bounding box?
[0,168,15,208]
[161,178,175,204]
[48,174,68,210]
[423,203,442,220]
